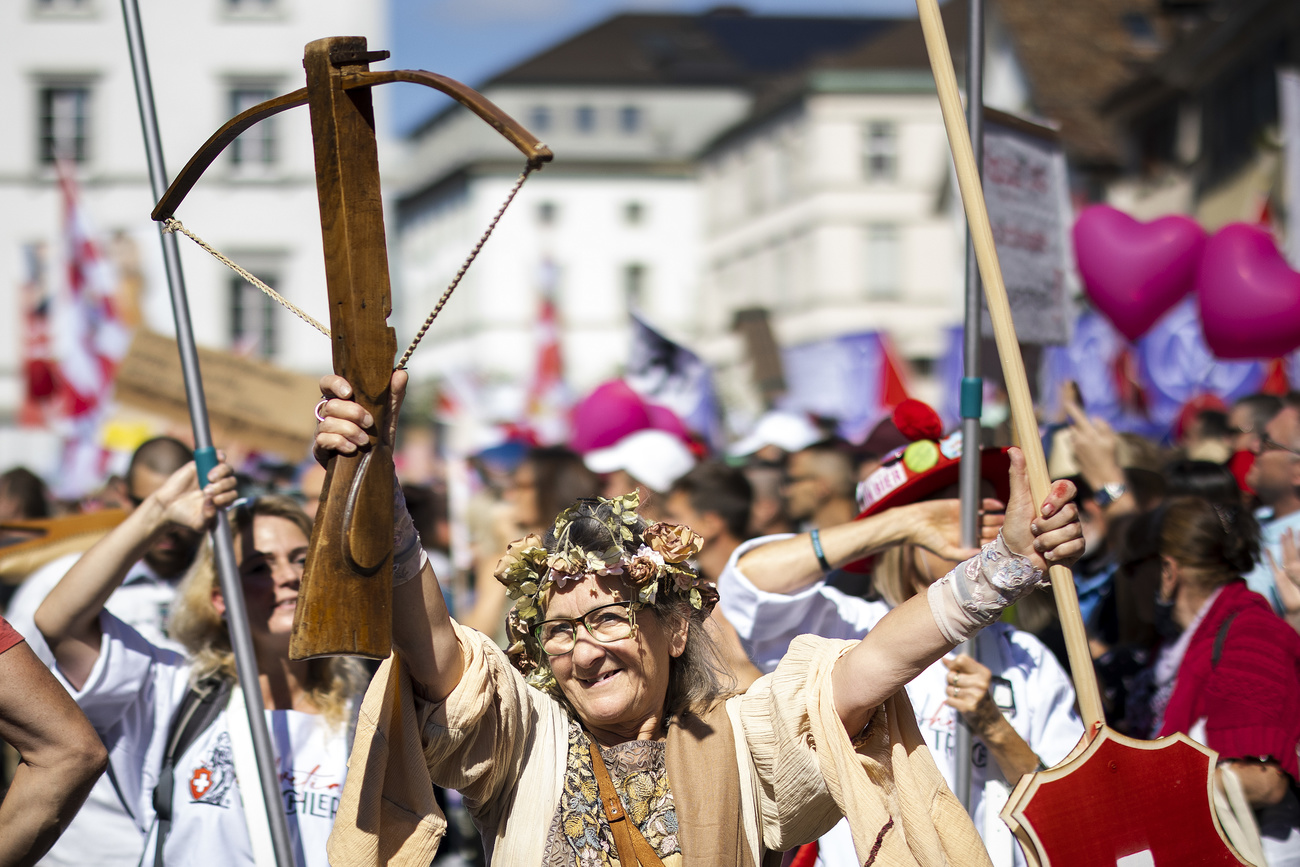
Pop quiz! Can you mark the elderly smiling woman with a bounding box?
[318,372,1085,867]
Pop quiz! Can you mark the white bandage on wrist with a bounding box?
[392,482,424,587]
[927,532,1044,645]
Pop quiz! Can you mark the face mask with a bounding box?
[1154,593,1182,641]
[1228,450,1255,496]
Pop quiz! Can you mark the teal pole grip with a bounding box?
[194,446,218,487]
[960,377,983,420]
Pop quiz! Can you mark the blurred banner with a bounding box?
[115,331,320,459]
[778,331,909,444]
[981,109,1076,346]
[626,311,723,449]
[1281,68,1300,268]
[1038,300,1273,440]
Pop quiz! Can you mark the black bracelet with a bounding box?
[810,528,833,573]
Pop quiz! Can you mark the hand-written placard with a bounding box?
[979,109,1076,346]
[114,330,321,458]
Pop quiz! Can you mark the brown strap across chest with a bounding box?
[665,703,758,867]
[589,737,668,867]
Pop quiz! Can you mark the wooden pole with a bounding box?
[915,0,1104,731]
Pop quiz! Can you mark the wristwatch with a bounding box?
[1095,481,1127,507]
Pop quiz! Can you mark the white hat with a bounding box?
[728,411,822,457]
[584,429,696,494]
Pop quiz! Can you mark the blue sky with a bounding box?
[386,0,921,135]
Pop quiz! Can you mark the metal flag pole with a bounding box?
[953,0,985,813]
[119,2,294,864]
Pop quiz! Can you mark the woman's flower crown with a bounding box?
[493,491,715,688]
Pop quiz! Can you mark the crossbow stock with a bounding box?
[154,36,552,659]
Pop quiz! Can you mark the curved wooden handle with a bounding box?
[341,70,553,168]
[152,67,551,222]
[915,0,1104,731]
[151,88,308,220]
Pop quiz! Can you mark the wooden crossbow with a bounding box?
[153,36,552,660]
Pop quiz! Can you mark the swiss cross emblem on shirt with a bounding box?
[189,767,214,800]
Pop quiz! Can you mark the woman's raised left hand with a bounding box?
[1000,448,1084,572]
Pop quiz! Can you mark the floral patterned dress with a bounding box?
[542,722,681,867]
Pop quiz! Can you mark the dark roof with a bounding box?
[994,0,1179,169]
[703,1,970,151]
[408,9,906,138]
[1105,0,1300,117]
[489,11,899,87]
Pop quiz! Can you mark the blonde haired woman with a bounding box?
[34,462,363,867]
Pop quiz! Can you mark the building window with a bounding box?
[619,106,641,133]
[529,106,551,132]
[224,0,279,16]
[537,201,558,225]
[575,105,596,133]
[32,0,93,15]
[230,273,277,358]
[38,84,91,164]
[863,121,898,181]
[229,86,276,166]
[624,201,644,225]
[623,263,647,311]
[865,225,901,299]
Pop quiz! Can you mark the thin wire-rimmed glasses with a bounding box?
[534,601,638,657]
[1257,434,1300,458]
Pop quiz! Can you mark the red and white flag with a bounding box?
[523,261,570,445]
[48,162,132,496]
[53,161,130,419]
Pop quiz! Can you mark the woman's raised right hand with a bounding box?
[313,369,408,466]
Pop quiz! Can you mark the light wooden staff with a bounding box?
[915,0,1104,731]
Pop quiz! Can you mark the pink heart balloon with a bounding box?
[1197,223,1300,360]
[1073,205,1207,341]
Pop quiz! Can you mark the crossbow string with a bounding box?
[163,162,537,369]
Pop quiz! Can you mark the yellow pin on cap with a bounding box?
[903,439,939,474]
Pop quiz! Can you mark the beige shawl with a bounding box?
[327,627,991,867]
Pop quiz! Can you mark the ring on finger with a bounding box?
[315,397,330,423]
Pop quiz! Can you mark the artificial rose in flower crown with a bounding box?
[643,522,704,563]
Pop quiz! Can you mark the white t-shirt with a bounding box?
[58,612,352,867]
[7,553,185,867]
[719,535,1084,867]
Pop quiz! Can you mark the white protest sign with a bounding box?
[979,109,1075,345]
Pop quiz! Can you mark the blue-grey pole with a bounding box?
[118,3,294,863]
[953,0,985,813]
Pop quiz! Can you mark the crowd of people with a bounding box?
[0,376,1297,866]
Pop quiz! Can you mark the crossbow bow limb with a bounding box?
[154,36,552,660]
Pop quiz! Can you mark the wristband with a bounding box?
[927,533,1044,645]
[392,481,424,586]
[810,529,833,573]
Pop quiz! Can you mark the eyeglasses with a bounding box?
[1256,435,1300,458]
[534,601,637,657]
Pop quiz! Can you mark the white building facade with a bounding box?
[698,71,963,379]
[0,0,387,475]
[394,83,752,418]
